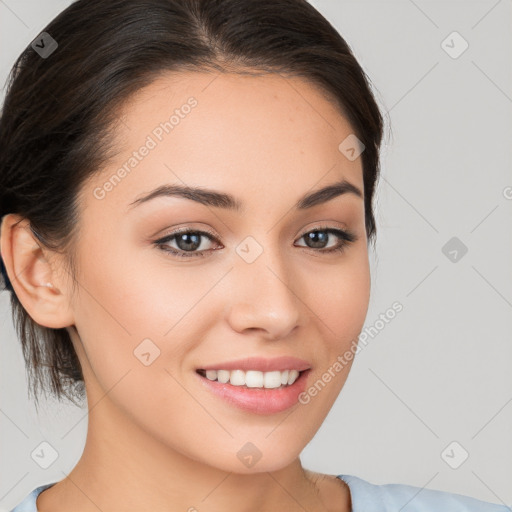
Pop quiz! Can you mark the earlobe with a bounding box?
[0,213,75,329]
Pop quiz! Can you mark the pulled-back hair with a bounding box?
[0,0,384,407]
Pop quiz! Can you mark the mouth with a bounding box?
[195,368,309,389]
[194,368,312,414]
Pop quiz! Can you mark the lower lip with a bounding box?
[195,369,311,415]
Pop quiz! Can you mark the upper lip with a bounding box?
[197,356,312,372]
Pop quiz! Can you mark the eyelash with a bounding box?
[153,225,357,259]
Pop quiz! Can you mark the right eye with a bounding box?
[154,228,222,258]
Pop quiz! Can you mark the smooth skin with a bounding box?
[1,71,371,511]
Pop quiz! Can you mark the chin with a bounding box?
[199,440,302,475]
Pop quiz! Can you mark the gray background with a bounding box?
[1,0,511,510]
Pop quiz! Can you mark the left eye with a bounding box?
[154,227,357,259]
[295,228,356,253]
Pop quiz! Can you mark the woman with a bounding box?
[0,1,507,510]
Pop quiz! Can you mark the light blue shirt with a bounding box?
[9,474,510,511]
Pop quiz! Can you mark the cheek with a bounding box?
[74,233,369,376]
[67,231,370,469]
[71,238,227,384]
[307,245,370,343]
[291,249,370,433]
[302,245,370,396]
[76,232,210,333]
[70,245,211,434]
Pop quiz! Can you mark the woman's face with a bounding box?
[66,71,370,473]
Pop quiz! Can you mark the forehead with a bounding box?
[82,71,364,215]
[116,70,356,149]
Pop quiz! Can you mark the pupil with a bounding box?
[306,231,327,248]
[177,233,200,251]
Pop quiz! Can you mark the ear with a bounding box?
[0,213,75,329]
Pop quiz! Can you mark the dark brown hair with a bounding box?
[0,0,384,408]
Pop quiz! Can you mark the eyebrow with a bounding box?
[127,178,363,213]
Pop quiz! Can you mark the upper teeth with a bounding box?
[203,369,301,388]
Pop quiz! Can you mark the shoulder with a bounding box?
[337,474,510,512]
[9,483,56,512]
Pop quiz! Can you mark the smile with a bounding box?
[195,368,312,414]
[196,368,303,388]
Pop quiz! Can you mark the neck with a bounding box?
[37,389,346,512]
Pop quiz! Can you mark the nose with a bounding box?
[226,244,302,340]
